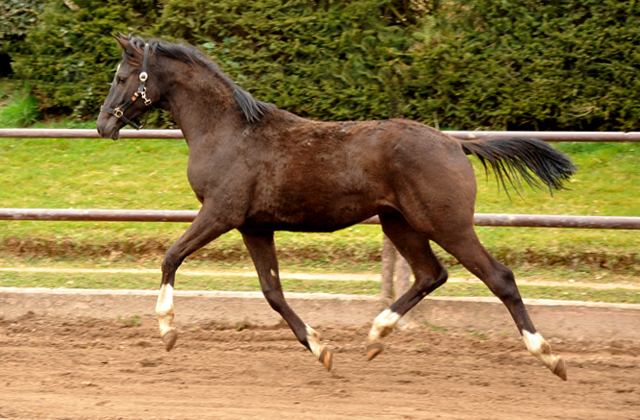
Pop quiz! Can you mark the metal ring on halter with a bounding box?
[139,71,148,82]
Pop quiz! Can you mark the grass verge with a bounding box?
[1,270,639,304]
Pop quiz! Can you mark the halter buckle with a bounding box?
[113,108,123,118]
[141,88,152,107]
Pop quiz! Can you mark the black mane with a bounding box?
[129,36,274,123]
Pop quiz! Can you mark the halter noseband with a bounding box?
[100,43,153,130]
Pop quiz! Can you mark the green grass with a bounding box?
[475,141,640,218]
[0,270,382,295]
[1,255,638,288]
[2,137,637,276]
[0,137,193,211]
[432,282,640,304]
[2,136,636,217]
[0,87,41,127]
[1,270,638,303]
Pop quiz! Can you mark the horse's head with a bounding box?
[97,35,157,140]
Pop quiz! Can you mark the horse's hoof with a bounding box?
[162,329,178,351]
[319,346,333,371]
[366,342,384,361]
[553,357,567,381]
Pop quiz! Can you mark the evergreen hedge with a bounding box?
[154,0,410,121]
[0,0,42,54]
[406,0,640,131]
[0,0,43,76]
[10,0,158,117]
[5,0,640,130]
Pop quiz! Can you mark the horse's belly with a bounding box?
[244,164,389,232]
[242,202,378,233]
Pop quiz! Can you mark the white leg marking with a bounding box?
[306,324,333,370]
[156,283,175,337]
[368,309,402,343]
[523,330,559,369]
[306,325,323,359]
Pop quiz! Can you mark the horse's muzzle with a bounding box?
[96,112,121,141]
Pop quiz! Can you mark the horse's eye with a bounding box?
[117,76,127,85]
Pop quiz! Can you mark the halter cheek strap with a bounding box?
[100,43,153,130]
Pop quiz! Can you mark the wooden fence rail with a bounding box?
[2,128,640,142]
[1,209,639,230]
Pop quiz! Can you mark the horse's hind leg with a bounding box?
[431,225,567,380]
[366,211,448,360]
[157,205,233,351]
[241,229,333,371]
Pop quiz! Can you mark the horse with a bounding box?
[97,35,576,380]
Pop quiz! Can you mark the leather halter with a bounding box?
[100,43,152,130]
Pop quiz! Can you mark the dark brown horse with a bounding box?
[97,35,575,380]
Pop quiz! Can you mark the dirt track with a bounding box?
[1,313,639,420]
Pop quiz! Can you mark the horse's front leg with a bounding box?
[157,206,233,351]
[240,229,333,371]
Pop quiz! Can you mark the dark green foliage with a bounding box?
[154,0,410,121]
[406,0,640,130]
[5,0,640,130]
[10,0,159,117]
[0,0,43,53]
[0,0,43,75]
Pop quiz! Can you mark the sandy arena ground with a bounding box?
[1,312,638,420]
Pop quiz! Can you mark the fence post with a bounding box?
[381,234,412,301]
[394,251,411,299]
[381,235,395,299]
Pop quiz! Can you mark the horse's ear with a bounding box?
[112,33,141,59]
[113,33,130,51]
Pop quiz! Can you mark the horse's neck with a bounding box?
[162,67,240,142]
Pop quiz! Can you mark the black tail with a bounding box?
[461,137,577,194]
